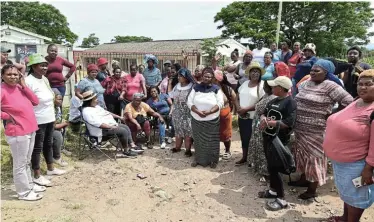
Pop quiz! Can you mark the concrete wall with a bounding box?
[1,28,46,44]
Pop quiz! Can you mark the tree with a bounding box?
[200,37,229,65]
[214,2,374,57]
[111,36,153,43]
[1,1,78,46]
[80,33,100,48]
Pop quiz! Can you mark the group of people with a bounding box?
[1,40,373,222]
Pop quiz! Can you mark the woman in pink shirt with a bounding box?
[124,64,147,102]
[1,64,45,201]
[323,69,374,222]
[45,44,76,98]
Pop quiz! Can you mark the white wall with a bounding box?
[1,28,45,44]
[216,39,247,58]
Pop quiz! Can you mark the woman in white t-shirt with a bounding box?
[252,39,270,67]
[224,49,242,90]
[25,54,66,187]
[236,62,265,166]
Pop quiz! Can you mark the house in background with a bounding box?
[1,24,52,45]
[73,38,247,77]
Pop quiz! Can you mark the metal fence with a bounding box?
[73,51,201,82]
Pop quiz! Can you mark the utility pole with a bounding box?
[275,1,283,47]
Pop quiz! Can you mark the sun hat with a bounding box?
[267,76,293,90]
[1,46,11,53]
[303,43,316,54]
[87,64,99,73]
[82,90,97,101]
[245,62,265,76]
[97,58,108,67]
[27,54,48,67]
[163,60,172,66]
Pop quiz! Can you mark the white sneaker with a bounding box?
[32,184,46,193]
[160,142,167,149]
[33,175,52,187]
[47,168,66,176]
[53,158,68,167]
[61,149,72,156]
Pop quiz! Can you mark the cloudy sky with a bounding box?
[44,1,374,47]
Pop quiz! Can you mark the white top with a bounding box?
[25,75,55,124]
[226,60,242,85]
[187,87,224,121]
[238,80,265,119]
[168,82,193,99]
[252,48,270,67]
[68,96,83,122]
[82,106,118,140]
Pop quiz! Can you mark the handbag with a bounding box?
[266,121,296,175]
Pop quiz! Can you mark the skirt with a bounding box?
[219,107,232,142]
[192,117,220,167]
[332,159,374,209]
[171,103,192,138]
[248,118,268,176]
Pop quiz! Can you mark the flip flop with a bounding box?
[18,190,43,201]
[266,198,288,211]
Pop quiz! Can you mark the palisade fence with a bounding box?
[72,51,201,83]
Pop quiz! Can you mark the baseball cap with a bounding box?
[267,76,292,90]
[1,46,11,53]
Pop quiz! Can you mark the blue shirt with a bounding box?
[144,67,162,86]
[262,63,275,80]
[77,77,106,108]
[271,50,281,63]
[147,93,170,115]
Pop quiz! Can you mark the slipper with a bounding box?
[258,190,278,199]
[266,198,288,211]
[222,152,231,160]
[18,190,43,201]
[298,191,318,200]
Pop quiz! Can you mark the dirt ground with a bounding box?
[1,132,374,222]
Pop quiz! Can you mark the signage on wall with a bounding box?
[15,44,37,64]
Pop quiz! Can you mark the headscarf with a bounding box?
[358,69,374,79]
[313,59,343,87]
[87,64,99,73]
[133,93,145,100]
[274,62,290,78]
[214,70,224,82]
[144,54,159,65]
[178,68,195,84]
[112,60,120,66]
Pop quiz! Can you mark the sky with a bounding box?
[44,0,374,48]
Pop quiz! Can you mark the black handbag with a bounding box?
[266,121,296,175]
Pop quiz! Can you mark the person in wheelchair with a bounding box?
[146,86,172,149]
[81,90,142,157]
[124,93,165,149]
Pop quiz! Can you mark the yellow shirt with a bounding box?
[124,102,151,119]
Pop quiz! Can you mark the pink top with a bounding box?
[46,56,76,87]
[1,83,39,136]
[323,100,374,166]
[124,73,145,101]
[159,76,169,94]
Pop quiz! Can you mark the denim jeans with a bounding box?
[158,122,166,144]
[52,130,63,160]
[53,86,66,98]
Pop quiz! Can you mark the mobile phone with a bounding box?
[352,176,363,188]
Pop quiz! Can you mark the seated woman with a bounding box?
[146,86,172,149]
[81,90,141,157]
[124,93,165,149]
[101,67,127,116]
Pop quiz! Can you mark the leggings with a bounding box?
[238,118,253,160]
[32,122,54,170]
[102,124,133,149]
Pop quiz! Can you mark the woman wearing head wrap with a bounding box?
[213,70,237,160]
[291,59,354,200]
[124,92,165,149]
[188,67,224,168]
[143,54,162,89]
[76,64,106,109]
[168,68,195,156]
[323,70,374,222]
[273,61,291,78]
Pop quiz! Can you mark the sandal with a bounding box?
[171,148,181,153]
[18,190,43,201]
[327,216,347,222]
[185,149,192,157]
[265,198,288,211]
[298,191,318,200]
[235,159,247,166]
[222,152,231,160]
[258,190,278,199]
[288,180,310,187]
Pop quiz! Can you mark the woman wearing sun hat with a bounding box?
[235,62,265,166]
[25,54,66,187]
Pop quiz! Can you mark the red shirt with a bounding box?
[46,56,76,87]
[101,76,127,96]
[1,83,39,136]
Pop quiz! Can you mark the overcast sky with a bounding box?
[44,1,374,47]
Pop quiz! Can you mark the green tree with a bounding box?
[1,1,78,46]
[214,2,374,57]
[80,33,100,48]
[200,37,229,65]
[111,36,153,43]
